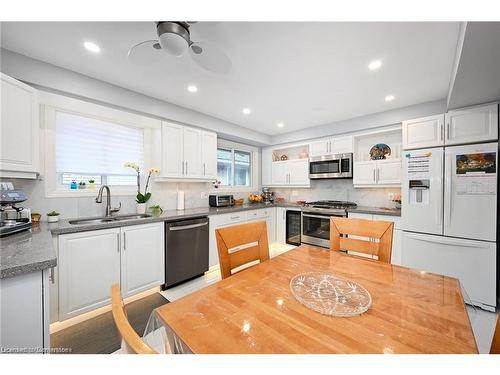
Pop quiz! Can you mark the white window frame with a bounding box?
[40,92,161,198]
[212,139,259,193]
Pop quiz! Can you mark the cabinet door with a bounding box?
[288,159,310,185]
[309,139,331,157]
[376,160,401,185]
[120,223,165,298]
[59,228,120,321]
[201,131,217,179]
[332,135,353,154]
[183,127,203,178]
[0,73,39,176]
[275,207,286,244]
[402,114,444,150]
[353,161,376,185]
[271,162,288,185]
[161,122,184,177]
[261,148,273,186]
[445,103,498,145]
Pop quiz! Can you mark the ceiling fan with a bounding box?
[127,21,231,74]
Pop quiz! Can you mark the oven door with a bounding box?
[301,213,333,248]
[309,153,352,179]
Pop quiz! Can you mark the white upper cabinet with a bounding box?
[353,160,401,187]
[402,114,445,150]
[309,135,353,157]
[0,73,39,178]
[271,159,309,186]
[445,103,498,146]
[201,131,217,179]
[160,121,217,180]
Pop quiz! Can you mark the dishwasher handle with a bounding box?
[168,222,208,231]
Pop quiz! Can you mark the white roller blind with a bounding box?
[56,111,144,175]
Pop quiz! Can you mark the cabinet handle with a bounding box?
[446,122,450,140]
[123,232,126,250]
[117,233,120,252]
[373,169,376,182]
[377,168,380,181]
[186,161,188,175]
[203,163,206,176]
[181,162,184,175]
[440,122,444,141]
[50,267,55,284]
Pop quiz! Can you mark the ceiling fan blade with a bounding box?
[127,39,163,65]
[189,41,232,74]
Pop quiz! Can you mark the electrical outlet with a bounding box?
[201,192,208,199]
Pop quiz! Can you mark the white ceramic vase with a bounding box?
[47,215,59,223]
[136,203,147,214]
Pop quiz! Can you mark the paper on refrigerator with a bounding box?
[455,152,497,195]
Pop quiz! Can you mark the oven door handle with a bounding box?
[302,213,331,219]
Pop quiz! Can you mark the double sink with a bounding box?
[69,213,152,225]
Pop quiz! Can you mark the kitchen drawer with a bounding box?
[258,208,273,218]
[246,210,260,221]
[214,212,246,226]
[372,214,402,230]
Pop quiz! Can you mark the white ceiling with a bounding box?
[1,22,460,135]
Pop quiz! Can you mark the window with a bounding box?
[217,147,252,187]
[55,111,144,188]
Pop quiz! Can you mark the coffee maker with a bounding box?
[261,187,275,204]
[0,182,32,236]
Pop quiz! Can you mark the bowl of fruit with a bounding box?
[248,194,263,203]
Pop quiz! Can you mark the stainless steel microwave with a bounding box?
[309,153,353,179]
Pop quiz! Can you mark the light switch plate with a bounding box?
[201,192,208,199]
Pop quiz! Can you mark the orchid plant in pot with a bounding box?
[124,162,160,214]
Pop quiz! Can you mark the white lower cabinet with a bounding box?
[346,212,402,265]
[275,207,287,244]
[208,208,277,268]
[0,270,50,352]
[120,223,165,298]
[58,223,164,321]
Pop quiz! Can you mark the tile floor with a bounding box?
[160,243,499,354]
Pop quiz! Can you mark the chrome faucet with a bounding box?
[95,185,121,217]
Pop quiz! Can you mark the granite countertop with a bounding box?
[0,222,57,279]
[0,202,399,279]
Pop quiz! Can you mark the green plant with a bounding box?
[124,162,159,204]
[47,211,60,216]
[149,204,163,215]
[88,179,95,184]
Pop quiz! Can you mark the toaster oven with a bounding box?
[209,194,234,207]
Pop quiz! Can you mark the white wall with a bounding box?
[0,48,272,147]
[271,99,447,146]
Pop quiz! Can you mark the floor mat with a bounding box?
[51,293,169,354]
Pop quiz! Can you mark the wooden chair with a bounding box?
[111,284,157,354]
[491,314,500,354]
[216,220,270,279]
[330,217,394,263]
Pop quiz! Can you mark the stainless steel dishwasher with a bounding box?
[163,216,209,289]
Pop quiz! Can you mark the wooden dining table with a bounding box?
[154,244,478,354]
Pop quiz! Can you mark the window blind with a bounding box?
[55,111,144,175]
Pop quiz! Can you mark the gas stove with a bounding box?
[304,200,358,210]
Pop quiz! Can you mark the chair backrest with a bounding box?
[111,284,157,354]
[216,220,270,279]
[330,217,394,263]
[490,315,500,354]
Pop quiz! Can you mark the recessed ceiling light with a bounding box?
[83,41,100,53]
[242,108,251,115]
[385,95,395,102]
[277,122,285,128]
[187,85,198,93]
[368,59,382,71]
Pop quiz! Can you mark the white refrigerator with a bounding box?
[401,142,498,311]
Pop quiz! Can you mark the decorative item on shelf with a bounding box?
[31,212,41,225]
[70,180,78,190]
[212,179,221,189]
[233,198,244,206]
[125,162,160,214]
[78,181,86,189]
[369,143,391,160]
[87,179,95,190]
[280,154,288,161]
[272,152,280,162]
[46,211,60,223]
[290,272,372,317]
[149,204,163,216]
[391,193,401,209]
[248,194,263,203]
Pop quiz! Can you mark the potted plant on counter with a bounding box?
[391,194,401,209]
[88,179,95,190]
[47,211,60,223]
[125,162,160,214]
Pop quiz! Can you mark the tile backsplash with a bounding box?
[271,179,400,208]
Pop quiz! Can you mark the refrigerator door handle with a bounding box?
[404,233,490,248]
[444,150,452,234]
